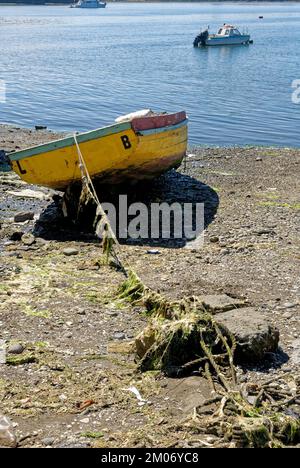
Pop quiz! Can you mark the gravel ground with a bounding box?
[0,125,299,448]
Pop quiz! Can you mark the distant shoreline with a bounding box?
[1,0,300,5]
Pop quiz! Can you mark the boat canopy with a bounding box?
[217,25,242,36]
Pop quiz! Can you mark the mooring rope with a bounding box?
[73,133,128,274]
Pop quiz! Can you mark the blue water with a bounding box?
[0,2,300,147]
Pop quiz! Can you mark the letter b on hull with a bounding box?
[121,135,132,150]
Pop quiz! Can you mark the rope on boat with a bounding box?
[73,133,128,275]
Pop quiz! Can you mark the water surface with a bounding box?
[0,2,299,146]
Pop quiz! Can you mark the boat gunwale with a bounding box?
[209,34,250,39]
[9,121,132,162]
[138,119,188,136]
[9,116,188,162]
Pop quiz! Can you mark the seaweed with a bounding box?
[6,353,38,366]
[118,270,300,448]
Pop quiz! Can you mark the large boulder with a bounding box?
[199,294,247,314]
[14,211,34,223]
[216,307,279,362]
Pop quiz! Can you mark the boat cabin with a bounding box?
[217,25,241,37]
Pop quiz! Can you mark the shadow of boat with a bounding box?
[34,170,219,249]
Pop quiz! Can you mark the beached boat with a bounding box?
[70,0,106,9]
[194,24,252,47]
[2,111,188,191]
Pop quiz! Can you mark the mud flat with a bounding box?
[0,125,299,448]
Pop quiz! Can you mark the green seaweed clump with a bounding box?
[6,353,38,366]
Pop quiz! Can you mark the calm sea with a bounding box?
[0,2,300,147]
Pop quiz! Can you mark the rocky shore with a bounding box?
[0,125,299,448]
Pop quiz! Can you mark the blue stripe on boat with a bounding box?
[138,119,188,136]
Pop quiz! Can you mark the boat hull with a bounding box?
[9,112,188,191]
[205,35,251,46]
[71,1,106,7]
[74,4,106,8]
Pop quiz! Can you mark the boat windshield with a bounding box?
[217,26,241,36]
[218,28,230,35]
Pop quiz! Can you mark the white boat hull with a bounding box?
[71,1,106,7]
[73,5,106,8]
[205,35,251,46]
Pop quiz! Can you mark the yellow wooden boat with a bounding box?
[4,111,188,191]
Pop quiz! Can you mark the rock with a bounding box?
[14,212,34,223]
[52,194,62,204]
[9,231,24,241]
[209,236,219,243]
[256,157,262,161]
[41,437,55,446]
[76,309,86,316]
[167,376,210,414]
[55,441,90,449]
[21,233,36,246]
[147,250,161,255]
[0,414,17,448]
[7,189,50,201]
[4,241,15,247]
[199,294,247,314]
[282,302,298,309]
[217,308,280,362]
[282,312,292,319]
[105,311,118,317]
[18,245,38,252]
[290,339,300,365]
[8,344,25,355]
[35,237,48,246]
[63,248,79,257]
[4,252,22,259]
[79,418,90,424]
[277,302,299,310]
[254,229,275,236]
[113,332,126,340]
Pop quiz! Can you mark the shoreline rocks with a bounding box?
[217,308,280,362]
[14,212,34,223]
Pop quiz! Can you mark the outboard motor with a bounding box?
[0,150,11,172]
[193,29,209,47]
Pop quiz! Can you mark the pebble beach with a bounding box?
[0,124,299,447]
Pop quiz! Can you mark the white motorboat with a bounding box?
[194,24,252,47]
[70,0,106,8]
